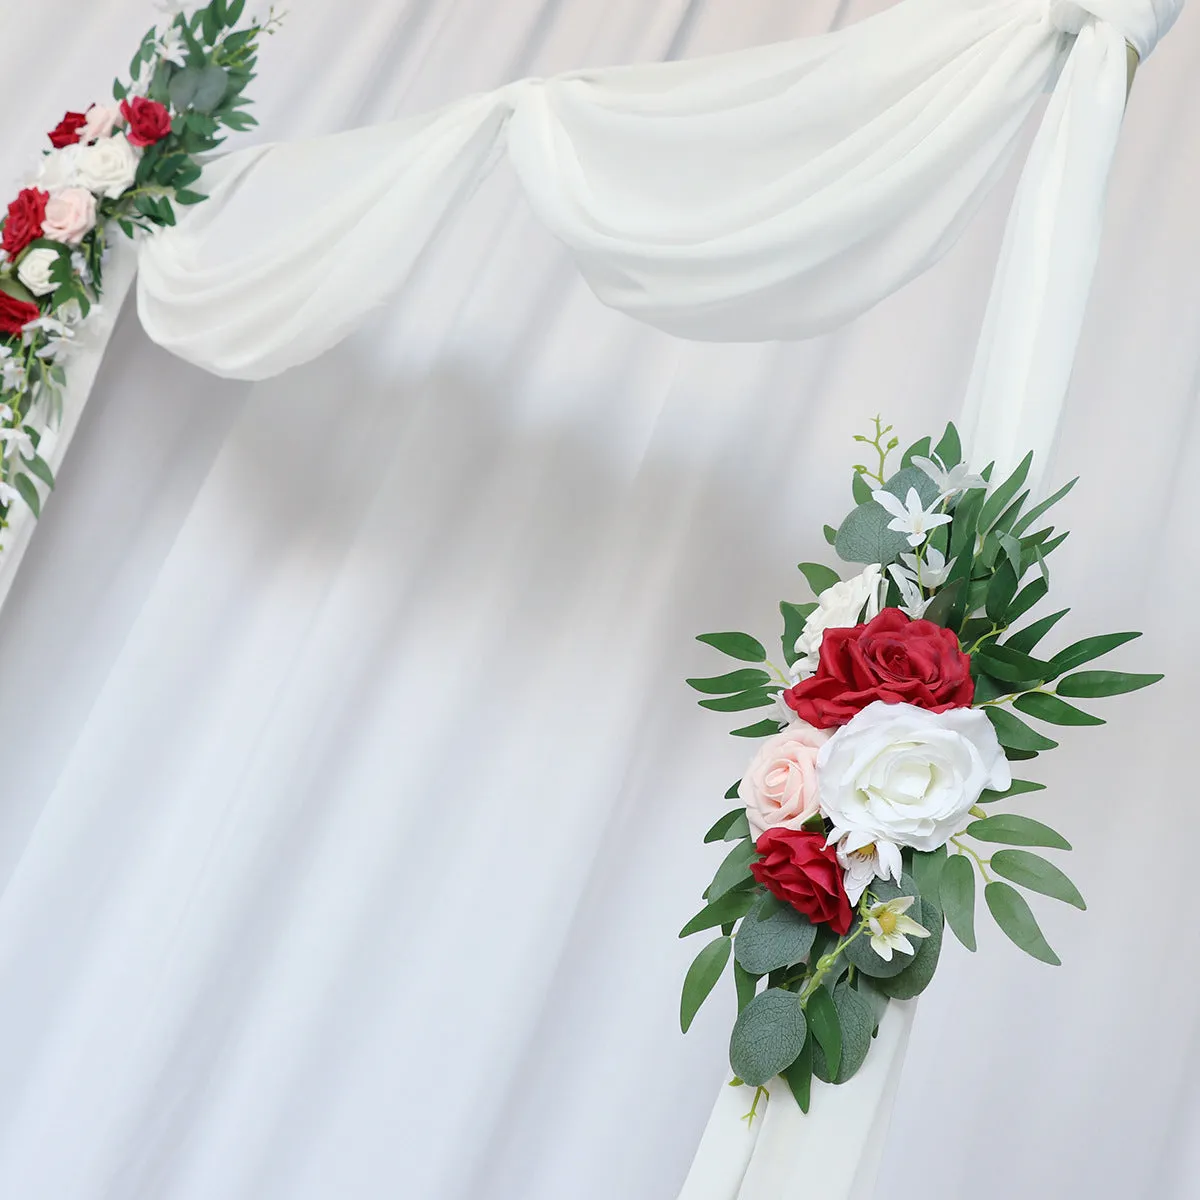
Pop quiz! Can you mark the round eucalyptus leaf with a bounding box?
[729,988,808,1087]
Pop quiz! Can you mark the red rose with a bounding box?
[48,110,88,148]
[0,291,42,336]
[119,97,172,148]
[750,828,853,935]
[1,188,49,258]
[784,607,974,729]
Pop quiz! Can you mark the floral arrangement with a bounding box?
[0,0,280,537]
[679,418,1161,1117]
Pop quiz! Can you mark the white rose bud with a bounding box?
[16,247,60,297]
[816,701,1010,853]
[75,133,139,200]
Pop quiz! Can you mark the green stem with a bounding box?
[798,924,867,1004]
[951,838,992,882]
[741,1084,769,1125]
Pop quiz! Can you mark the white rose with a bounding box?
[793,564,885,675]
[75,134,139,200]
[816,701,1010,852]
[33,144,82,192]
[16,247,59,297]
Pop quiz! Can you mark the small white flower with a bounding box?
[0,426,35,463]
[887,564,931,620]
[70,250,92,286]
[0,480,21,509]
[912,454,987,499]
[899,546,953,589]
[0,356,25,392]
[866,896,930,962]
[158,27,188,65]
[873,487,952,548]
[24,315,73,339]
[0,404,12,422]
[832,832,903,905]
[16,247,60,298]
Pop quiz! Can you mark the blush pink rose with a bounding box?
[81,104,120,144]
[740,719,831,840]
[42,188,96,245]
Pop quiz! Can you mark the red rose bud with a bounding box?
[1,188,49,259]
[750,828,853,936]
[119,97,172,148]
[0,291,43,337]
[48,110,88,148]
[784,606,974,729]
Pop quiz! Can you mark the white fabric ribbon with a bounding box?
[137,0,1181,481]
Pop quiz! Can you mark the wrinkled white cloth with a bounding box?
[138,0,1181,480]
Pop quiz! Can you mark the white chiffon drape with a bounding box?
[1,2,1199,1199]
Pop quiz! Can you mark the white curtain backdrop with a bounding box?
[0,2,1197,1198]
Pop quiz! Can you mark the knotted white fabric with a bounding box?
[138,0,1181,477]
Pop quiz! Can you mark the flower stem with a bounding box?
[741,1084,769,1125]
[950,838,992,882]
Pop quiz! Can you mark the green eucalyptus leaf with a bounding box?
[900,435,932,469]
[921,579,964,630]
[978,452,1034,533]
[1006,576,1049,624]
[797,562,840,597]
[697,632,767,663]
[14,475,41,518]
[805,986,842,1080]
[23,454,55,490]
[734,894,817,975]
[985,881,1060,965]
[910,845,947,902]
[1013,692,1104,727]
[733,960,760,1013]
[679,888,758,938]
[932,422,962,469]
[985,560,1019,623]
[985,707,1058,753]
[780,601,817,667]
[699,688,775,713]
[681,936,732,1032]
[687,669,772,695]
[990,849,1086,910]
[709,839,760,901]
[979,778,1046,804]
[1047,632,1141,675]
[974,644,1052,685]
[1012,477,1078,537]
[729,988,808,1087]
[823,524,838,546]
[939,854,977,952]
[852,470,874,506]
[783,1033,813,1111]
[704,808,750,844]
[966,815,1071,851]
[1055,670,1163,698]
[731,719,786,739]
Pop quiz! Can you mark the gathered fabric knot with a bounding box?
[1048,0,1184,58]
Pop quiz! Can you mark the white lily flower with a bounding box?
[912,454,987,499]
[866,896,931,962]
[873,487,951,548]
[0,427,36,463]
[0,405,12,423]
[887,563,931,619]
[0,480,21,508]
[831,831,903,905]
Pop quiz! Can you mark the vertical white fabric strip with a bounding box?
[674,1002,916,1200]
[961,0,1182,484]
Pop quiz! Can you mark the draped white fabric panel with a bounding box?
[1,2,1199,1199]
[134,0,1181,478]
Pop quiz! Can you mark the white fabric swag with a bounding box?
[137,0,1181,481]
